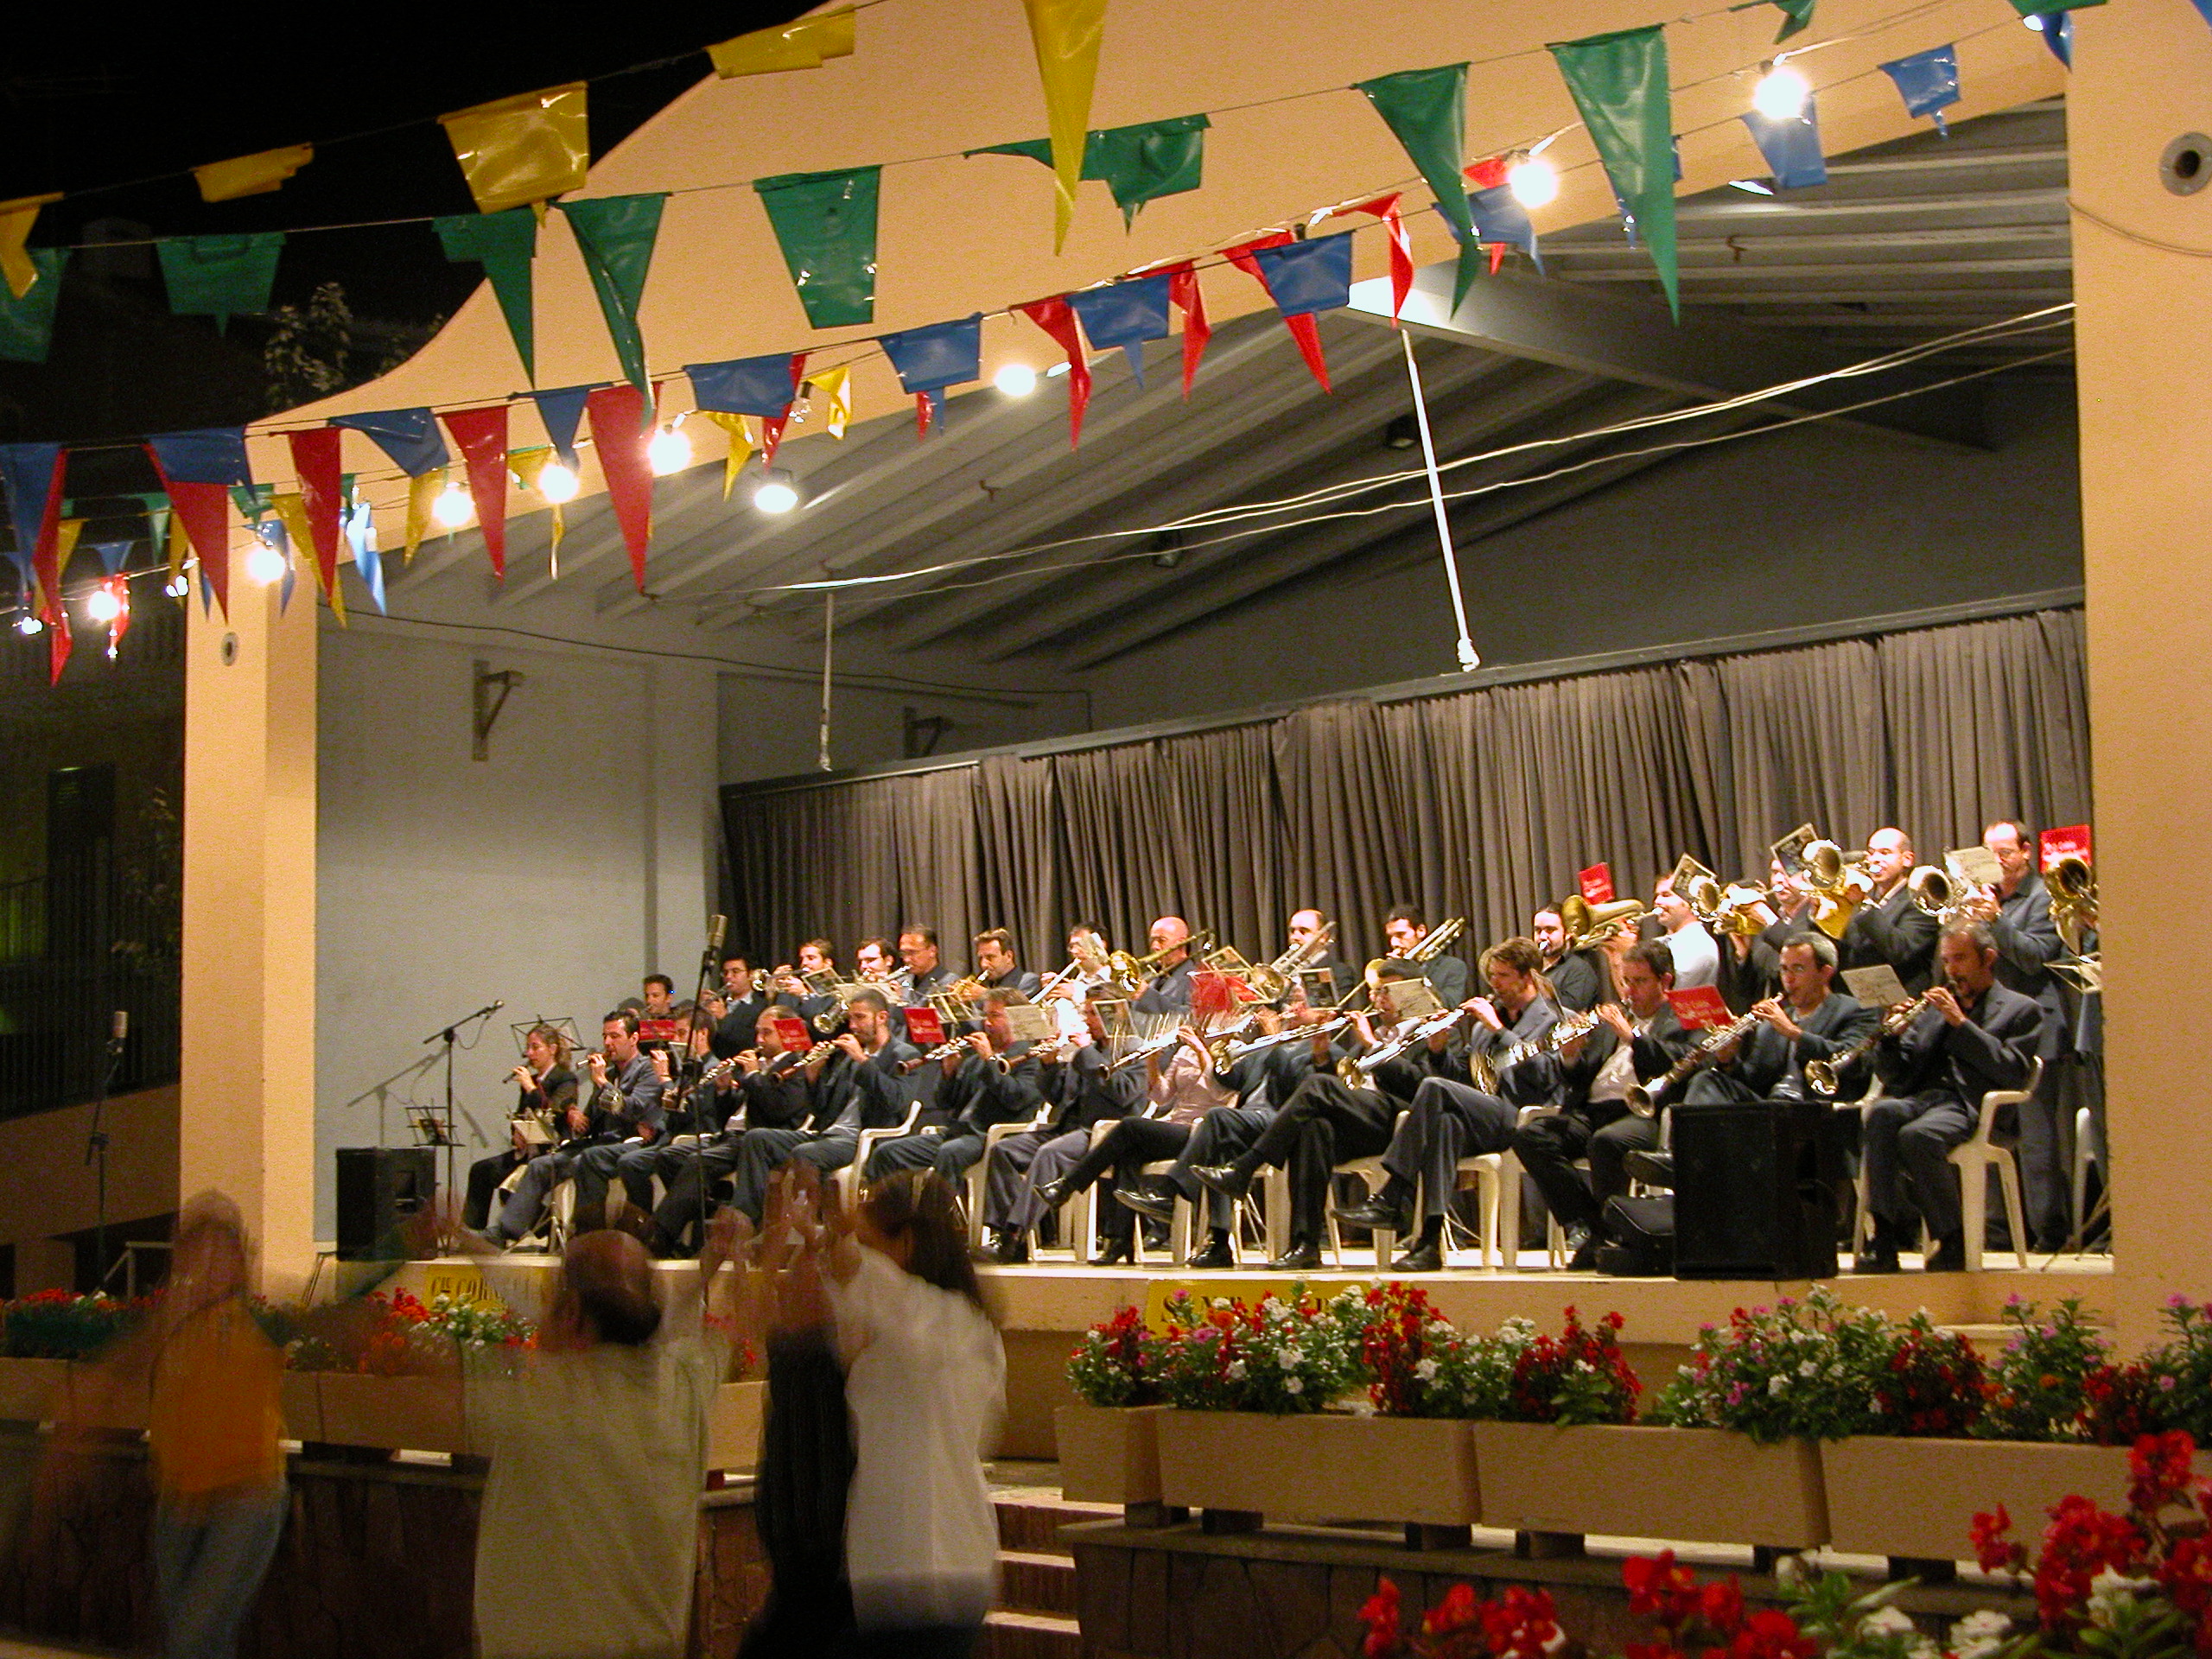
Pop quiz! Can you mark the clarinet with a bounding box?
[1624,1012,1761,1117]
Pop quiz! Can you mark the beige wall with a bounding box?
[2069,2,2212,1342]
[0,1085,180,1290]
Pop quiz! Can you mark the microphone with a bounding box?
[708,914,728,953]
[111,1010,128,1043]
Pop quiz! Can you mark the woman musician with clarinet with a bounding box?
[464,1025,576,1231]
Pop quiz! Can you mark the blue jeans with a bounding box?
[154,1481,288,1659]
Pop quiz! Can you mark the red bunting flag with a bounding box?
[585,384,653,590]
[16,448,67,634]
[287,427,346,610]
[1465,158,1512,276]
[1332,194,1412,323]
[1223,232,1331,391]
[441,405,512,578]
[145,456,231,618]
[1164,263,1210,396]
[767,353,806,465]
[47,609,70,684]
[99,575,130,660]
[1015,297,1091,447]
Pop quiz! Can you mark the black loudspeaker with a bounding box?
[335,1147,436,1260]
[1670,1101,1841,1281]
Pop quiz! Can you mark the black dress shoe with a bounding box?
[1095,1236,1135,1266]
[1268,1240,1322,1272]
[1390,1239,1443,1273]
[1192,1163,1253,1202]
[993,1231,1031,1265]
[1567,1238,1601,1271]
[1562,1224,1592,1262]
[1852,1249,1901,1274]
[1187,1236,1236,1270]
[1332,1198,1410,1235]
[1923,1234,1967,1272]
[1115,1185,1177,1224]
[1032,1177,1073,1212]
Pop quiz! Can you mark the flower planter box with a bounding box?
[313,1373,468,1454]
[65,1364,149,1432]
[1474,1422,1828,1550]
[1823,1437,2136,1563]
[0,1357,67,1422]
[1055,1403,1168,1507]
[281,1372,324,1442]
[705,1381,766,1474]
[1156,1410,1480,1527]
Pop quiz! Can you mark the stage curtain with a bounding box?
[721,607,2088,967]
[1879,609,2092,855]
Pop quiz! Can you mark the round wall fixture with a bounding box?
[220,632,239,666]
[2162,132,2212,195]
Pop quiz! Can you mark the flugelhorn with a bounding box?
[2048,855,2098,953]
[1803,839,1876,940]
[1560,894,1648,952]
[1907,863,1963,921]
[1804,994,1929,1097]
[1685,874,1772,938]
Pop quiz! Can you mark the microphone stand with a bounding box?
[85,1013,126,1293]
[420,1001,505,1223]
[686,917,728,1254]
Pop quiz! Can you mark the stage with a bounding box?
[370,1247,2115,1461]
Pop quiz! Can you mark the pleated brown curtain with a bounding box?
[1378,700,1476,931]
[1156,724,1282,957]
[1271,700,1419,960]
[1052,743,1182,951]
[1711,638,1890,881]
[888,767,982,961]
[976,754,1062,971]
[1879,611,2094,855]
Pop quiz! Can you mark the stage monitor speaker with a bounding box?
[1670,1100,1840,1281]
[335,1147,435,1261]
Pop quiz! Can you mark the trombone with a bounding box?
[1102,930,1210,998]
[1246,920,1336,1001]
[1402,918,1465,964]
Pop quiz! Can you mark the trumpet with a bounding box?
[1468,1008,1602,1091]
[1624,1012,1761,1117]
[1805,995,1929,1097]
[2048,855,2098,953]
[1685,874,1772,938]
[1804,839,1876,940]
[1907,863,1966,922]
[1560,894,1648,952]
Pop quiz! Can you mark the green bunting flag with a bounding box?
[969,114,1210,228]
[555,194,667,399]
[753,166,881,329]
[156,232,285,331]
[1549,26,1679,319]
[434,210,538,383]
[1356,67,1475,245]
[1764,0,1817,41]
[0,246,67,363]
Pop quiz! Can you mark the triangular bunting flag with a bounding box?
[585,385,654,590]
[156,233,285,331]
[1550,26,1679,317]
[194,144,314,204]
[1332,195,1413,322]
[556,195,667,397]
[697,414,758,499]
[753,167,881,329]
[1762,0,1816,41]
[1018,0,1109,251]
[1249,235,1354,391]
[435,210,539,382]
[1355,66,1477,262]
[878,315,983,437]
[439,85,588,215]
[808,364,853,437]
[1085,115,1209,227]
[709,8,856,75]
[271,493,337,623]
[1224,234,1332,391]
[144,428,250,617]
[2034,11,2073,67]
[1068,275,1170,390]
[685,353,806,465]
[345,494,385,613]
[1016,298,1092,446]
[287,427,346,621]
[1879,45,1961,136]
[0,442,65,628]
[0,194,60,301]
[442,406,512,578]
[1165,263,1211,396]
[1742,100,1828,189]
[0,246,67,365]
[530,385,598,467]
[406,468,448,563]
[332,409,450,476]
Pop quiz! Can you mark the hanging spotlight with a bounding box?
[751,470,799,515]
[432,482,474,529]
[646,423,692,476]
[245,539,287,585]
[537,461,581,503]
[993,362,1039,397]
[1751,60,1812,121]
[1506,153,1559,209]
[14,612,41,636]
[85,587,122,623]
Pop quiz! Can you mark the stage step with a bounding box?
[994,1491,1116,1553]
[982,1608,1084,1659]
[998,1548,1080,1616]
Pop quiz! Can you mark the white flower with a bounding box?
[1798,1359,1818,1377]
[1772,1554,1808,1591]
[1276,1346,1301,1370]
[1859,1606,1916,1639]
[1283,1377,1304,1395]
[1768,1373,1789,1395]
[2087,1567,2153,1630]
[1906,1640,1940,1659]
[1954,1612,2012,1643]
[1414,1358,1440,1382]
[1210,1297,1231,1310]
[1225,1359,1247,1381]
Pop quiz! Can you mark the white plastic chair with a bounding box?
[832,1101,923,1214]
[1949,1058,2043,1270]
[1325,1111,1408,1268]
[2070,1103,2099,1243]
[1449,1150,1522,1269]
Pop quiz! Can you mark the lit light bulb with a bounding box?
[993,362,1039,397]
[537,461,581,503]
[433,483,474,529]
[751,475,799,515]
[2022,12,2046,28]
[646,424,692,476]
[1506,155,1559,209]
[86,588,122,622]
[15,612,41,636]
[164,575,190,599]
[245,541,287,585]
[1752,62,1811,121]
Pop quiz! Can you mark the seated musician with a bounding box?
[1029,1028,1230,1264]
[1117,991,1325,1270]
[1858,920,2044,1273]
[1383,906,1467,1005]
[709,953,771,1058]
[1533,906,1612,1013]
[1132,917,1198,1014]
[464,1024,576,1231]
[599,1015,734,1226]
[485,1011,666,1246]
[1652,875,1720,988]
[772,938,842,1028]
[973,928,1041,996]
[720,989,919,1224]
[1194,959,1449,1271]
[639,975,678,1025]
[1842,828,1939,994]
[862,988,1044,1184]
[1681,931,1880,1104]
[642,1007,810,1256]
[982,988,1142,1262]
[1290,908,1355,1002]
[899,924,963,1004]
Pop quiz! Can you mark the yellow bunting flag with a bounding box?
[439,85,588,216]
[1019,0,1109,251]
[54,518,84,586]
[699,412,759,500]
[0,194,62,300]
[405,467,448,563]
[507,446,567,569]
[808,365,853,438]
[709,7,856,76]
[274,490,344,623]
[194,144,315,204]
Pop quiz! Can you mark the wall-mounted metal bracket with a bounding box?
[473,659,523,761]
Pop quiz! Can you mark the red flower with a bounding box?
[1727,1609,1815,1659]
[1625,1552,1701,1626]
[2131,1431,2197,1514]
[1478,1586,1560,1659]
[1421,1583,1479,1636]
[1699,1578,1745,1637]
[1361,1578,1403,1658]
[1972,1505,2025,1574]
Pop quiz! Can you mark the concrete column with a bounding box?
[180,581,318,1293]
[2069,3,2212,1339]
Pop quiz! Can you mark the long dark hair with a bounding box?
[859,1170,998,1325]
